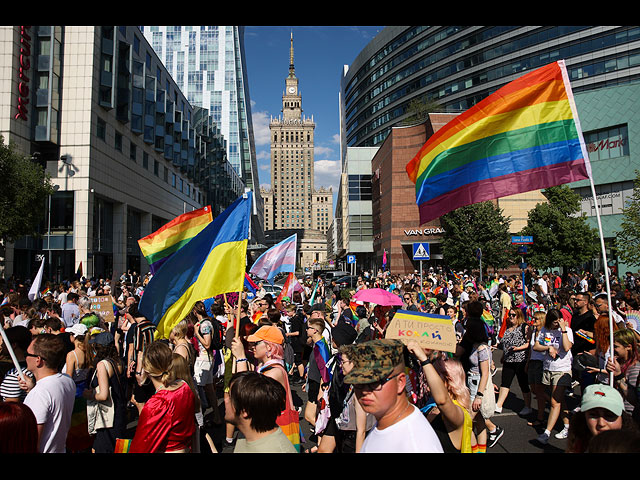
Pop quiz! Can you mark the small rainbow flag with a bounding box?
[406,60,591,225]
[138,206,213,274]
[114,438,131,453]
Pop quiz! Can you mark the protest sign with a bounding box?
[90,295,115,323]
[386,309,457,353]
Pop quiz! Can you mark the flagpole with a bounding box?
[0,323,26,383]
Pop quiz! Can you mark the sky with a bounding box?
[243,26,384,205]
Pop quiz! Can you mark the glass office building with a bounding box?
[141,25,263,242]
[341,26,640,152]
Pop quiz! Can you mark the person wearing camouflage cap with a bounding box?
[343,339,443,453]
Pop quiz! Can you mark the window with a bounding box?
[97,117,106,141]
[115,132,122,152]
[584,125,629,162]
[130,142,136,161]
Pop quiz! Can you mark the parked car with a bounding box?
[336,276,359,289]
[262,284,282,296]
[324,271,350,282]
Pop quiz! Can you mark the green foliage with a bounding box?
[615,170,640,266]
[0,136,56,242]
[440,201,515,273]
[519,185,600,270]
[400,96,443,126]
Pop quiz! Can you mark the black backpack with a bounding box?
[208,317,225,351]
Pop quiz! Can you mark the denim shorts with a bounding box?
[467,373,481,400]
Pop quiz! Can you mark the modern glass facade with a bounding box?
[341,26,640,151]
[141,25,263,242]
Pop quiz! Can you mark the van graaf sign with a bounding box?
[404,227,445,236]
[15,26,32,121]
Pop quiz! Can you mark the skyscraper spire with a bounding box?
[289,30,295,77]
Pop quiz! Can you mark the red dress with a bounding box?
[129,381,196,453]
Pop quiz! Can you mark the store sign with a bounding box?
[404,227,445,236]
[586,136,627,153]
[15,26,31,121]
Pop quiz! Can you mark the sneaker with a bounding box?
[519,406,532,416]
[488,426,504,448]
[494,406,503,414]
[554,428,569,439]
[536,432,550,445]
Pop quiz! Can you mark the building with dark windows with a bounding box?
[337,26,640,274]
[0,26,243,281]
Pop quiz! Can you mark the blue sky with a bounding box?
[243,26,384,200]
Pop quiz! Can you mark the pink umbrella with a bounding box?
[352,288,403,306]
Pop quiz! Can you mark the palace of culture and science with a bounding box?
[261,34,332,270]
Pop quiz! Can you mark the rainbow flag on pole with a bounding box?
[138,195,251,339]
[138,206,213,274]
[406,60,591,225]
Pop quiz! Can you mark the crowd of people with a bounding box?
[1,265,640,454]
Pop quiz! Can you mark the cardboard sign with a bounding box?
[386,309,457,353]
[90,295,115,323]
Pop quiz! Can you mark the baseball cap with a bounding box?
[343,339,404,385]
[580,384,624,417]
[89,331,115,346]
[67,323,88,337]
[246,325,284,345]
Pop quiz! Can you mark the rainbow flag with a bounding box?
[138,195,251,339]
[406,60,591,224]
[138,205,213,274]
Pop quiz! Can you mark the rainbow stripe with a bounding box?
[138,206,213,274]
[406,60,591,224]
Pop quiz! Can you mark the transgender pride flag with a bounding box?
[249,233,297,282]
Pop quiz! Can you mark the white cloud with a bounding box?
[314,159,340,190]
[251,110,271,147]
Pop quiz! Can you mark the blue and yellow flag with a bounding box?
[139,193,252,339]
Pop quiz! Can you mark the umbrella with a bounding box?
[352,288,403,306]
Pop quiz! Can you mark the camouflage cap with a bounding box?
[343,339,405,385]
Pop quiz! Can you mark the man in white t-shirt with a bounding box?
[20,334,76,453]
[343,339,443,453]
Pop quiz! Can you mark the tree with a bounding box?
[519,185,600,271]
[615,170,640,266]
[399,96,443,126]
[0,135,55,256]
[440,201,516,274]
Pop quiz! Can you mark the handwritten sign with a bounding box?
[90,295,115,323]
[386,309,457,353]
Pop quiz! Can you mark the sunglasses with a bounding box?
[354,372,401,393]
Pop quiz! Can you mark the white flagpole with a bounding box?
[560,59,614,385]
[0,323,27,383]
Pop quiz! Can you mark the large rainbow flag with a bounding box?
[406,60,591,225]
[138,206,213,274]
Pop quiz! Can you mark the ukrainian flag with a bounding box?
[138,193,252,339]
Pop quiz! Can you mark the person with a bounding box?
[60,292,80,328]
[231,324,300,452]
[455,301,503,452]
[0,401,38,453]
[315,320,363,453]
[586,428,640,453]
[343,338,444,453]
[0,326,34,402]
[129,341,196,453]
[533,308,574,444]
[170,320,196,375]
[19,334,76,453]
[526,310,549,428]
[565,383,637,453]
[125,303,156,407]
[192,301,222,425]
[406,340,474,453]
[606,328,640,415]
[302,310,332,428]
[170,353,204,453]
[285,302,306,385]
[225,371,297,453]
[571,291,597,391]
[82,331,127,453]
[495,308,532,416]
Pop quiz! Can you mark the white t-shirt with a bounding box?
[24,373,76,453]
[537,278,548,295]
[360,405,444,453]
[537,327,574,372]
